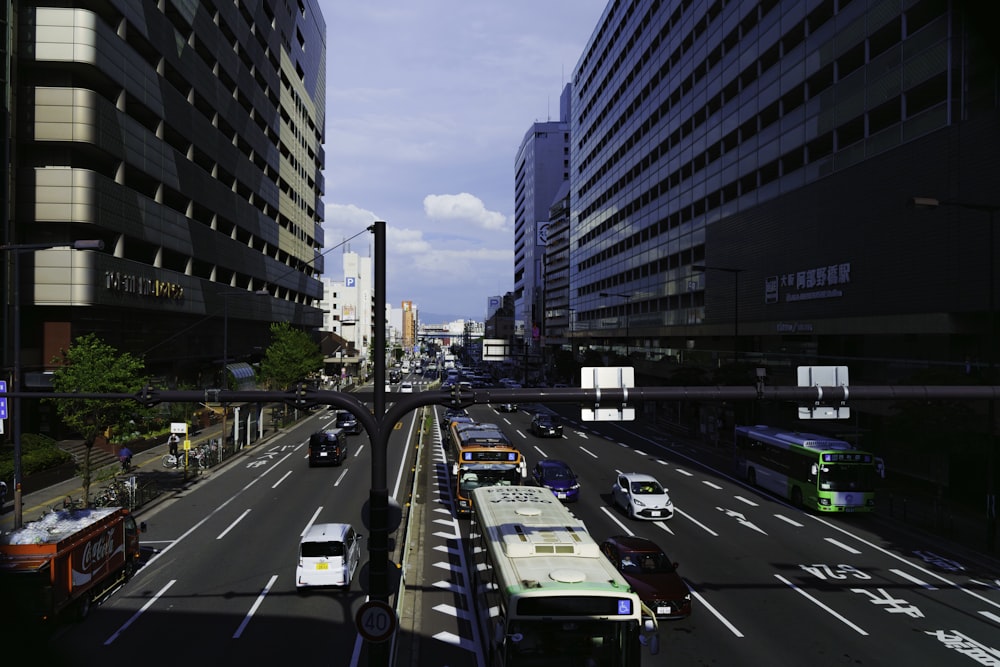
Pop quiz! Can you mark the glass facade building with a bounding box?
[3,0,326,396]
[568,0,999,379]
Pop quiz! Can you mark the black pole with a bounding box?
[988,210,996,550]
[12,248,22,528]
[368,221,390,665]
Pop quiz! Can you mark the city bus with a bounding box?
[452,446,525,518]
[468,485,659,666]
[734,425,877,512]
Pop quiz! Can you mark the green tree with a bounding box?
[259,322,324,390]
[47,333,147,503]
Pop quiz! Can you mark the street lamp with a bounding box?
[692,265,744,364]
[1,239,104,529]
[913,196,998,550]
[599,291,634,359]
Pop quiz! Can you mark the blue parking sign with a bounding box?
[0,380,7,420]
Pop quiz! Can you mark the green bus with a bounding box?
[734,425,877,512]
[468,485,659,666]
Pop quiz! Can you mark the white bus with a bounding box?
[468,485,658,666]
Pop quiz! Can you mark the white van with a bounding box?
[295,522,363,590]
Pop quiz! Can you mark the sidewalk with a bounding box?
[0,412,285,534]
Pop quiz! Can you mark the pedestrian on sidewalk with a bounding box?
[168,433,180,458]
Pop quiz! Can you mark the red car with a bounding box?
[600,535,692,619]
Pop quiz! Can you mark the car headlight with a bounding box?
[633,498,646,507]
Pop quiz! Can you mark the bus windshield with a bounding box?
[506,619,636,667]
[818,463,876,492]
[459,466,521,492]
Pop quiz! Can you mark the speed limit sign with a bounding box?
[355,600,397,643]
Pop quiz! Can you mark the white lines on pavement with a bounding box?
[652,521,676,536]
[232,574,277,638]
[890,569,938,590]
[600,506,635,535]
[674,507,718,536]
[217,509,251,540]
[979,611,1000,625]
[702,480,723,490]
[579,446,599,459]
[433,580,465,594]
[433,603,472,621]
[433,631,478,651]
[825,537,863,555]
[675,468,693,477]
[635,449,648,456]
[734,496,759,507]
[333,468,349,486]
[104,579,176,644]
[690,588,744,638]
[775,574,868,635]
[271,470,293,488]
[774,514,804,527]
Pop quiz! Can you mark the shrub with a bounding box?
[0,434,74,484]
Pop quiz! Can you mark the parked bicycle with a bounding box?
[52,495,86,512]
[161,448,208,469]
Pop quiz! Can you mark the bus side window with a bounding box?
[808,463,817,483]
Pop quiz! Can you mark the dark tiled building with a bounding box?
[3,0,327,403]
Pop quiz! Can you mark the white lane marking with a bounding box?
[271,469,293,488]
[104,579,176,644]
[716,507,767,535]
[734,496,759,507]
[674,507,718,536]
[216,509,251,540]
[979,611,1000,624]
[233,574,278,638]
[774,514,804,527]
[579,446,599,459]
[825,537,863,555]
[689,588,744,638]
[703,481,723,490]
[652,521,676,536]
[600,506,636,535]
[675,468,693,477]
[890,568,938,590]
[775,574,868,635]
[334,468,349,486]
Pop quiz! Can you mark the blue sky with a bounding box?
[318,2,608,322]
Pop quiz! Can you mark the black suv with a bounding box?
[308,428,348,467]
[335,410,362,435]
[389,369,403,383]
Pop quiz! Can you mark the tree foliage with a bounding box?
[258,322,324,389]
[47,333,147,501]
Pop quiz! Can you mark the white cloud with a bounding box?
[424,193,510,232]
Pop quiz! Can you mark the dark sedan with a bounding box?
[529,413,563,437]
[334,410,362,435]
[599,535,691,619]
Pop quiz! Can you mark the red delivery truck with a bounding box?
[0,506,143,623]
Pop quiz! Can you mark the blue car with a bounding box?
[531,459,580,502]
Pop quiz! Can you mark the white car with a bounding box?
[611,472,674,520]
[296,522,363,590]
[399,382,414,393]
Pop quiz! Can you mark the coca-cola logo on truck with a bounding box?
[81,529,117,572]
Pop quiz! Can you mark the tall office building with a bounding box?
[3,0,326,403]
[568,0,999,378]
[513,84,572,372]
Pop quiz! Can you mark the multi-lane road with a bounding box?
[33,374,1000,666]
